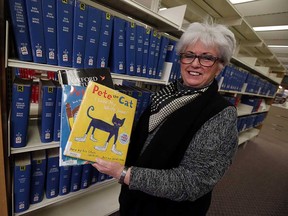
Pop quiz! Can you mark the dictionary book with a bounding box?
[64,82,137,165]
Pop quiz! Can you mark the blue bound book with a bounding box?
[135,25,144,76]
[59,165,72,195]
[53,80,62,142]
[156,36,169,79]
[96,12,113,68]
[30,150,46,204]
[152,33,161,78]
[110,17,126,74]
[10,77,33,148]
[72,1,88,68]
[146,29,157,78]
[14,153,31,213]
[46,148,60,199]
[38,79,57,143]
[90,167,99,185]
[57,0,74,67]
[8,0,33,61]
[125,21,136,76]
[84,6,102,68]
[25,0,46,63]
[70,165,82,192]
[141,27,151,77]
[42,0,58,65]
[81,164,92,189]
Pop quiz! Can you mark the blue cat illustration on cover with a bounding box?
[75,106,125,155]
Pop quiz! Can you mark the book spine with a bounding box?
[39,80,57,143]
[57,0,74,67]
[135,25,144,77]
[156,36,169,79]
[8,0,33,61]
[96,12,113,68]
[84,6,102,68]
[42,0,58,65]
[70,165,82,192]
[125,21,136,76]
[110,17,126,74]
[152,33,161,78]
[90,168,99,185]
[81,164,92,189]
[25,0,46,63]
[146,29,157,78]
[53,84,62,141]
[30,152,46,204]
[14,154,31,213]
[59,166,72,195]
[141,27,151,77]
[46,152,59,199]
[72,1,88,68]
[10,78,32,148]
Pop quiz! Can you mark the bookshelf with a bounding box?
[1,0,282,216]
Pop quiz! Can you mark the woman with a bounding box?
[93,21,238,216]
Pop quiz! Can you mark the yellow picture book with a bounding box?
[64,81,137,165]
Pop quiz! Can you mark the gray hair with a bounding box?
[176,21,236,66]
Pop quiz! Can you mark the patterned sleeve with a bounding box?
[128,106,238,201]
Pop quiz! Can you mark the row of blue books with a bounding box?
[8,0,178,80]
[14,149,110,213]
[217,64,278,96]
[10,77,62,148]
[237,113,266,132]
[240,96,263,113]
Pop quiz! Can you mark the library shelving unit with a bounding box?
[1,0,283,216]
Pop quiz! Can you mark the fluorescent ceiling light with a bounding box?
[159,7,167,11]
[253,25,288,31]
[229,0,255,4]
[268,45,288,48]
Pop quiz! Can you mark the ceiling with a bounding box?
[159,0,288,79]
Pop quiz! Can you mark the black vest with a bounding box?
[119,80,233,216]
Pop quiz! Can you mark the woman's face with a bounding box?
[180,42,223,88]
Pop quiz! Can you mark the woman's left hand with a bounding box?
[92,158,124,180]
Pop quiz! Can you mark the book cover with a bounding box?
[125,20,136,76]
[42,0,58,65]
[64,82,137,165]
[46,148,60,199]
[38,79,57,143]
[141,27,151,77]
[59,165,72,195]
[10,77,33,148]
[58,68,114,166]
[59,85,87,166]
[25,0,46,63]
[84,6,102,68]
[135,25,144,76]
[81,163,92,189]
[53,81,62,141]
[30,150,46,204]
[70,165,82,192]
[96,12,113,68]
[14,153,31,213]
[109,17,126,74]
[8,0,33,61]
[57,0,74,67]
[57,67,114,87]
[72,0,88,68]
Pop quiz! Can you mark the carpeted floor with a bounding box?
[110,131,288,216]
[207,132,288,216]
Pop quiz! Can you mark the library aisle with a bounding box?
[207,130,288,216]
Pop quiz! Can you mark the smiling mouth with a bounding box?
[188,71,201,76]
